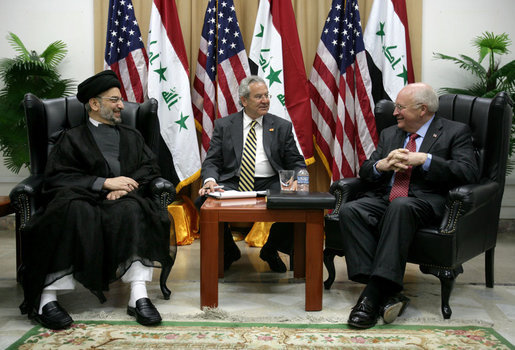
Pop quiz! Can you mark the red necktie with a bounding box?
[389,133,419,201]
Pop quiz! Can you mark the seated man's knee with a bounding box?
[388,197,415,210]
[194,195,206,211]
[339,201,359,221]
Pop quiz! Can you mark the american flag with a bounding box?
[192,0,250,160]
[104,0,148,103]
[309,0,377,181]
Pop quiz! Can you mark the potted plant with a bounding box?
[434,31,515,172]
[0,32,74,173]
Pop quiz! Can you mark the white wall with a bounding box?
[0,1,95,194]
[421,0,515,218]
[0,0,514,216]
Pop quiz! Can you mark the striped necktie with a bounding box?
[238,121,257,191]
[389,133,419,201]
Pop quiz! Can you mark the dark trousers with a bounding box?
[338,195,436,287]
[195,175,293,254]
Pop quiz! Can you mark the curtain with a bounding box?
[93,0,422,192]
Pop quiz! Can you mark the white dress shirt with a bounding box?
[241,112,275,178]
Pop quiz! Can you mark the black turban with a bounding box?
[77,70,121,103]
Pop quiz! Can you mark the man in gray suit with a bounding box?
[198,75,305,272]
[340,83,479,328]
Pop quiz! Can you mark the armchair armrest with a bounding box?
[9,175,44,229]
[329,177,366,214]
[150,177,176,209]
[439,181,499,234]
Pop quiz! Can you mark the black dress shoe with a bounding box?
[224,247,241,270]
[380,293,410,324]
[34,301,73,330]
[127,298,162,326]
[259,246,287,273]
[347,296,380,329]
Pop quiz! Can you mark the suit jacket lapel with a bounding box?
[420,117,442,153]
[393,128,407,150]
[262,114,274,161]
[231,111,244,165]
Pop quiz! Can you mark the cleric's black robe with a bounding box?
[21,123,175,315]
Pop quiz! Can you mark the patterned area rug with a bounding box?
[7,321,514,349]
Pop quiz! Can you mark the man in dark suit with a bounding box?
[339,83,479,328]
[198,75,305,272]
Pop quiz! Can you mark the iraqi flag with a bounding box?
[364,0,414,102]
[249,0,314,164]
[147,0,201,192]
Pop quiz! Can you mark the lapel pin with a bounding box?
[433,133,437,138]
[269,128,274,132]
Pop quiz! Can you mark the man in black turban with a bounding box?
[20,70,174,330]
[76,70,121,104]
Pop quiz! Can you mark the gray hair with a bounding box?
[85,101,93,113]
[238,75,266,102]
[411,83,439,113]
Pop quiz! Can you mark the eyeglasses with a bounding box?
[394,103,422,111]
[252,93,272,100]
[97,96,124,103]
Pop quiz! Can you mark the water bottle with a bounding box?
[297,167,309,192]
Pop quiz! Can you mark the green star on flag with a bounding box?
[175,112,189,131]
[154,63,167,82]
[397,65,409,85]
[256,24,264,38]
[266,66,282,87]
[376,22,386,42]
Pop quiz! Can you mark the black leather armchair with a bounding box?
[9,93,176,300]
[323,92,513,319]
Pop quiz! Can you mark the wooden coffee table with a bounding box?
[200,196,324,311]
[0,196,13,217]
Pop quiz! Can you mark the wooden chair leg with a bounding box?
[323,248,344,290]
[439,274,455,319]
[323,249,336,290]
[160,257,173,300]
[485,248,495,288]
[15,213,22,283]
[420,265,462,320]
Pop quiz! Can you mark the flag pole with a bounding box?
[214,0,219,120]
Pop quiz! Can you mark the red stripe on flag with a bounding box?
[269,0,313,161]
[109,62,129,101]
[313,54,339,102]
[217,67,237,114]
[354,59,378,146]
[125,53,144,103]
[228,55,247,86]
[153,0,189,74]
[391,0,414,84]
[309,81,336,135]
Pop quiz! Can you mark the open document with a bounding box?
[207,190,267,199]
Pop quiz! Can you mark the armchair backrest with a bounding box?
[23,93,160,176]
[374,92,513,189]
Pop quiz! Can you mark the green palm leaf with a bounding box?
[435,32,515,175]
[40,40,68,66]
[473,31,511,63]
[0,33,74,173]
[6,32,31,59]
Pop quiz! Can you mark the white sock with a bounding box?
[128,281,148,308]
[38,290,57,314]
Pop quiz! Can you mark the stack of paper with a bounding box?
[207,190,267,199]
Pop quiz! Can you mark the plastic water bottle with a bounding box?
[297,167,309,192]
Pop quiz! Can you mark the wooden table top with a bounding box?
[0,196,14,217]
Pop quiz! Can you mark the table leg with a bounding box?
[305,211,324,311]
[293,222,306,278]
[218,222,224,278]
[200,214,220,309]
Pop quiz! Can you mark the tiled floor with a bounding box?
[0,216,514,349]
